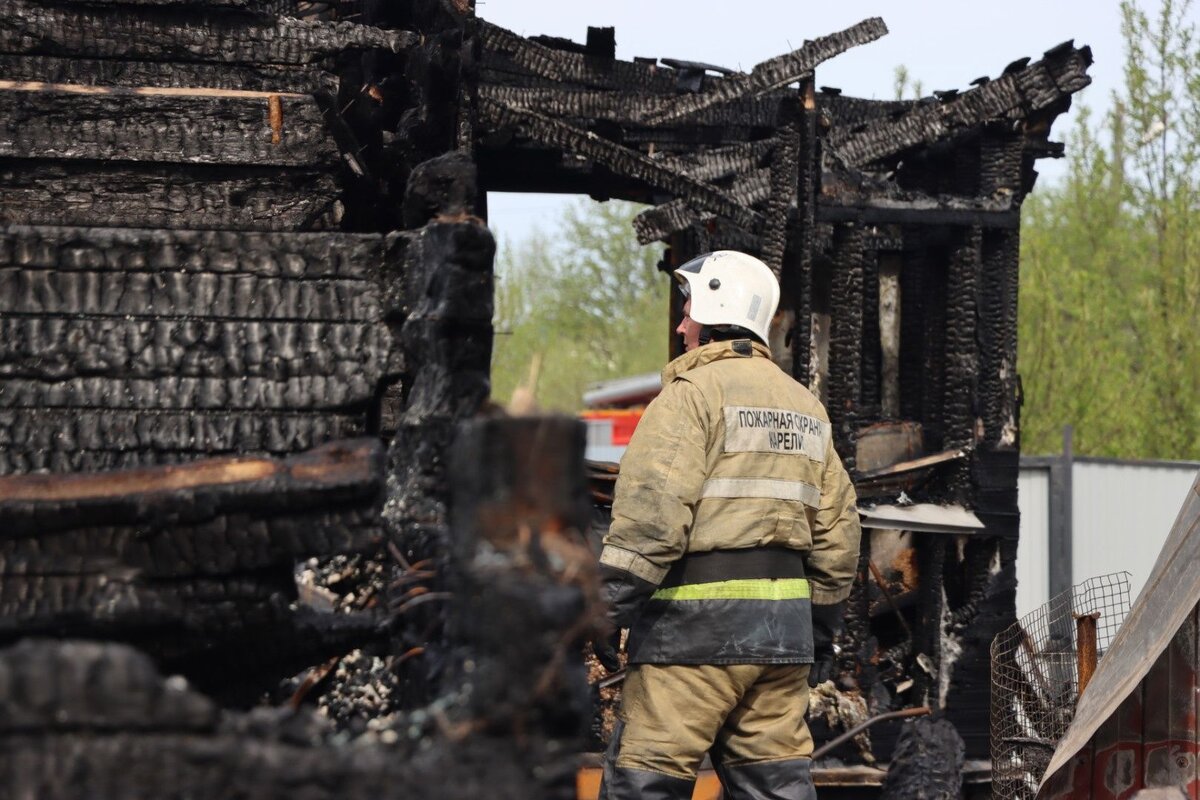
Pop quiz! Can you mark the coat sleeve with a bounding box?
[599,377,709,628]
[806,436,862,605]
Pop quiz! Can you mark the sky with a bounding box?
[479,0,1139,245]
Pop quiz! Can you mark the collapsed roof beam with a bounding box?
[655,139,774,183]
[479,97,762,231]
[634,166,771,243]
[477,85,784,128]
[640,17,888,126]
[830,43,1092,168]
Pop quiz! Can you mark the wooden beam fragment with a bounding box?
[641,18,888,125]
[0,224,391,279]
[478,85,784,128]
[633,168,770,244]
[0,55,332,94]
[655,139,774,183]
[830,45,1092,168]
[816,197,1019,228]
[1,1,416,65]
[0,162,342,231]
[0,437,384,533]
[0,86,340,166]
[479,98,762,232]
[0,408,365,476]
[480,21,676,93]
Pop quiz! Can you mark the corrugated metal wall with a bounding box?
[1018,458,1200,617]
[1017,466,1051,618]
[1072,461,1199,603]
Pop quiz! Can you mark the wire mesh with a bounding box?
[990,572,1132,800]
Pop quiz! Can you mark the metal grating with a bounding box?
[990,572,1132,800]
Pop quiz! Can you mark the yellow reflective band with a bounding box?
[651,578,811,601]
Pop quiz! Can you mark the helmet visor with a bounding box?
[673,252,713,298]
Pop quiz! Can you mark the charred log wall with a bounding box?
[0,0,401,473]
[0,1,590,797]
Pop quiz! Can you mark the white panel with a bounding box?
[1072,463,1200,604]
[1017,467,1052,618]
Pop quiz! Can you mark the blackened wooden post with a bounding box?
[827,221,864,472]
[860,242,882,419]
[764,98,801,374]
[448,415,594,799]
[978,135,1024,452]
[793,78,819,387]
[385,153,495,703]
[943,225,982,498]
[761,100,799,275]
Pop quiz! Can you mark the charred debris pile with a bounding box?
[0,0,1089,796]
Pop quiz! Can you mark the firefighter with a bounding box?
[594,250,861,800]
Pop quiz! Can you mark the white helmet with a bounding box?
[673,250,780,344]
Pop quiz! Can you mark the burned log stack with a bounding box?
[0,1,592,798]
[0,0,1092,796]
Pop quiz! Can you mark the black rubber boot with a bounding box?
[715,757,817,800]
[599,766,695,800]
[599,721,695,800]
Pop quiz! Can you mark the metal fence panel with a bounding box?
[991,572,1133,800]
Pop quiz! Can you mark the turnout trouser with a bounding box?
[600,663,817,800]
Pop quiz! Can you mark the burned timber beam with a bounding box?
[1,0,416,65]
[0,85,336,168]
[479,98,762,232]
[478,85,784,128]
[816,197,1020,228]
[761,105,801,273]
[634,167,771,244]
[830,43,1092,168]
[0,437,384,535]
[0,162,343,231]
[641,18,888,125]
[0,638,452,799]
[0,54,333,94]
[481,20,676,93]
[656,139,775,183]
[0,440,387,692]
[48,0,298,8]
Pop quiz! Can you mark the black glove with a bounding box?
[591,626,622,673]
[808,601,846,688]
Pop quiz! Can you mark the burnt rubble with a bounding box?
[0,0,1090,795]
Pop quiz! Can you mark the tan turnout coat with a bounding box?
[599,339,861,664]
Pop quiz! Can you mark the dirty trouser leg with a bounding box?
[711,665,816,800]
[599,664,749,800]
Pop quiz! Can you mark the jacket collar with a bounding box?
[661,339,772,383]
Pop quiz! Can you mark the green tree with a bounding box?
[1019,0,1200,459]
[491,200,670,411]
